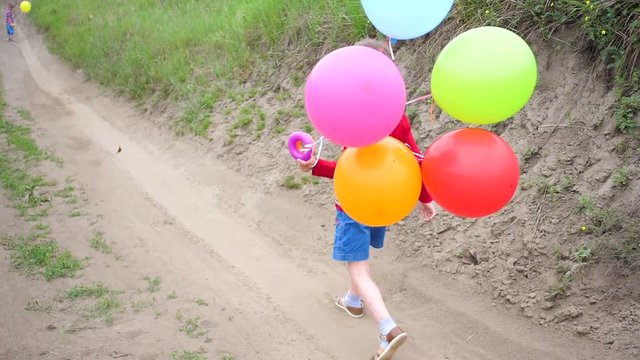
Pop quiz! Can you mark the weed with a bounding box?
[64,283,113,300]
[614,93,639,133]
[144,276,161,293]
[32,223,51,238]
[614,141,628,154]
[574,246,593,263]
[25,298,53,312]
[84,296,122,324]
[195,299,209,306]
[170,349,207,360]
[558,175,575,192]
[180,317,207,338]
[17,108,33,121]
[90,230,112,254]
[522,147,539,162]
[590,208,624,236]
[536,178,560,198]
[546,278,569,300]
[553,245,563,259]
[54,185,75,199]
[131,298,156,313]
[283,175,302,190]
[303,123,314,134]
[612,167,633,187]
[300,175,319,186]
[0,118,45,160]
[167,290,178,300]
[11,240,82,280]
[454,249,465,258]
[69,209,85,217]
[555,262,571,276]
[577,196,595,214]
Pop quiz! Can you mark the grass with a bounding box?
[59,284,126,325]
[8,239,83,280]
[170,349,207,360]
[179,316,207,339]
[613,81,639,134]
[574,246,593,263]
[30,0,370,136]
[575,194,639,266]
[65,283,113,300]
[25,298,54,313]
[283,175,303,190]
[0,95,84,281]
[612,167,633,187]
[89,230,112,254]
[85,296,122,325]
[131,298,156,313]
[522,147,539,162]
[144,276,161,293]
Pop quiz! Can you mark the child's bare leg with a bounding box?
[347,260,389,322]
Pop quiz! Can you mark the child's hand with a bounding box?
[297,156,316,173]
[418,202,437,222]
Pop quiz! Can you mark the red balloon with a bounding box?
[421,128,519,218]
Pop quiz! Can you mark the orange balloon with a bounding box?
[334,136,422,226]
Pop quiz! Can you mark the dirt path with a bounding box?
[0,25,627,360]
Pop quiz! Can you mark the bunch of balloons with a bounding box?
[298,1,537,225]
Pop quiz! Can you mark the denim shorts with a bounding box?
[333,210,386,262]
[6,24,14,36]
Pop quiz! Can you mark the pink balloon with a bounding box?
[304,46,407,147]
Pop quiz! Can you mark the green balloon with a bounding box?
[431,26,537,125]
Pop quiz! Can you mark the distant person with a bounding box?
[296,38,437,360]
[5,2,15,42]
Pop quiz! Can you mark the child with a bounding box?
[297,38,437,360]
[5,2,15,42]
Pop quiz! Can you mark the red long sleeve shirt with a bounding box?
[312,113,432,210]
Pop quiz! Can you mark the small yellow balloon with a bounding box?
[20,1,31,14]
[334,137,422,227]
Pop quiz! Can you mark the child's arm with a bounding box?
[297,157,336,179]
[399,114,433,204]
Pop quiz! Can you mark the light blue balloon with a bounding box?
[361,0,454,40]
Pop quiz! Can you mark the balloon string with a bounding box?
[309,136,324,168]
[387,37,395,61]
[405,144,425,160]
[429,99,436,127]
[406,93,432,105]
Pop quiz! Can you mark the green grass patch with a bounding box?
[61,283,124,325]
[89,230,112,254]
[84,296,122,325]
[195,298,208,307]
[64,282,113,300]
[17,108,33,121]
[0,118,45,161]
[179,316,207,339]
[282,175,303,190]
[144,276,161,293]
[169,349,207,360]
[9,239,83,280]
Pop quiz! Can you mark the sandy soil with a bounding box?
[0,24,634,360]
